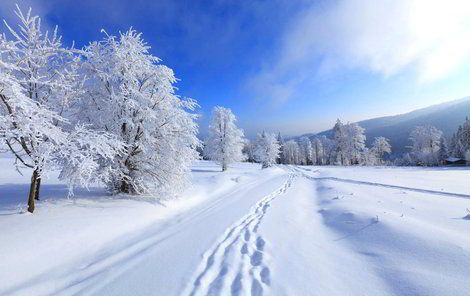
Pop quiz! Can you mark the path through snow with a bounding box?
[1,161,470,295]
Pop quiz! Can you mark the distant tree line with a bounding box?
[209,114,470,168]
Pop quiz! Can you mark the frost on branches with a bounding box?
[0,7,119,212]
[204,106,245,171]
[282,140,301,165]
[450,118,470,159]
[254,132,281,168]
[371,137,392,165]
[81,29,200,195]
[333,120,366,165]
[409,125,442,166]
[299,137,314,165]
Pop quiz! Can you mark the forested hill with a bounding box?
[302,97,470,155]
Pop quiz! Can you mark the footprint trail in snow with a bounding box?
[184,173,296,296]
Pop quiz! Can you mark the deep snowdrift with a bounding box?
[0,159,469,295]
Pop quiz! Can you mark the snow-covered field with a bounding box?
[1,159,469,296]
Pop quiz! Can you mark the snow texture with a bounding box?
[1,159,469,295]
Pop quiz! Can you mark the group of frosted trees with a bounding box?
[273,119,470,167]
[405,125,445,166]
[0,8,199,212]
[275,120,392,166]
[204,114,394,169]
[449,118,470,162]
[204,107,280,171]
[404,118,470,166]
[205,113,470,169]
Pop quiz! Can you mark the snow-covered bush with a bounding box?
[254,132,281,168]
[81,29,200,195]
[204,106,245,171]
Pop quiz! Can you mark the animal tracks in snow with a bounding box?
[184,174,295,296]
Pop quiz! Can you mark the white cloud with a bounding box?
[249,0,470,102]
[1,0,54,31]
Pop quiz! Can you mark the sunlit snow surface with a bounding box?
[0,159,469,295]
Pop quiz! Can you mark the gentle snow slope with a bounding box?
[0,160,469,295]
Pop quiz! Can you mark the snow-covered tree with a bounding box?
[299,137,314,165]
[438,136,449,163]
[204,106,245,171]
[333,119,348,165]
[254,131,280,168]
[242,140,256,163]
[276,132,285,164]
[361,148,378,165]
[0,7,120,212]
[371,137,391,164]
[81,28,200,195]
[344,122,366,165]
[283,140,301,165]
[312,137,324,165]
[320,136,336,165]
[333,120,366,165]
[450,118,470,158]
[409,125,443,166]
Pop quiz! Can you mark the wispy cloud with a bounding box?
[248,0,470,103]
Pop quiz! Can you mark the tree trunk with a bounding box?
[34,177,41,201]
[120,179,131,194]
[27,169,39,213]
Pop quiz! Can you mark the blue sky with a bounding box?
[2,0,470,137]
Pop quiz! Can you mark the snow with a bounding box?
[1,159,470,295]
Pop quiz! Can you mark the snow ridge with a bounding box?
[183,173,295,296]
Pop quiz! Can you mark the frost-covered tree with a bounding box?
[204,106,245,171]
[299,137,314,165]
[344,123,366,165]
[409,125,442,166]
[0,7,120,212]
[283,140,301,165]
[276,132,285,164]
[438,137,449,163]
[361,148,378,165]
[450,118,470,158]
[254,131,280,168]
[312,137,323,165]
[333,119,348,165]
[320,136,336,165]
[81,29,200,195]
[333,120,366,165]
[371,137,391,164]
[242,140,256,163]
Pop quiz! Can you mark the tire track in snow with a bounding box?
[184,173,295,296]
